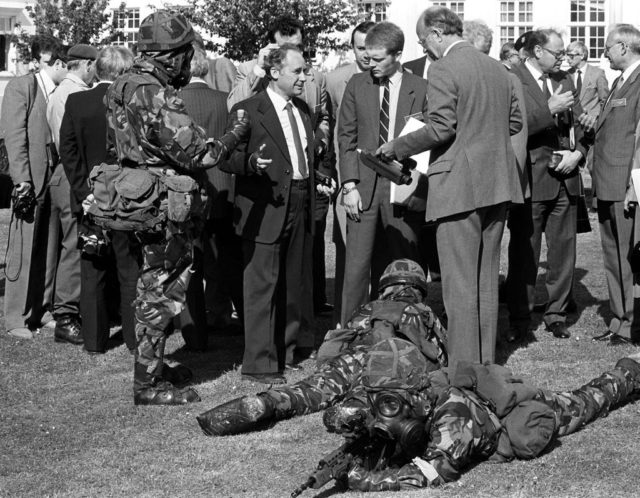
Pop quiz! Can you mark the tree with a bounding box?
[187,0,358,60]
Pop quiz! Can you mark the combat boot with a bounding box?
[615,357,640,391]
[134,377,201,405]
[196,393,275,436]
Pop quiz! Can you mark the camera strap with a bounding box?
[3,210,24,282]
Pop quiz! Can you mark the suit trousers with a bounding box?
[507,186,577,326]
[437,202,507,378]
[47,168,81,318]
[241,182,312,374]
[81,229,140,352]
[597,200,638,339]
[341,179,422,325]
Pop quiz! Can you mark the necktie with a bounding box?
[576,69,582,95]
[379,78,390,146]
[540,74,551,100]
[285,102,308,178]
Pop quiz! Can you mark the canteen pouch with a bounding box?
[89,163,122,213]
[114,168,159,215]
[163,174,198,222]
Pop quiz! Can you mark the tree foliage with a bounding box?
[187,0,358,60]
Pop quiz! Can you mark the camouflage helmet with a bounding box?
[362,338,431,393]
[378,259,428,297]
[137,11,195,52]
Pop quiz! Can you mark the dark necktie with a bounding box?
[285,102,308,178]
[576,69,582,95]
[540,74,551,100]
[379,78,390,146]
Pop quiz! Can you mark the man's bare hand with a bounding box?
[375,142,396,161]
[82,193,95,215]
[342,184,362,222]
[316,178,336,197]
[578,112,597,132]
[553,150,582,175]
[257,43,280,70]
[250,144,272,172]
[624,184,638,212]
[548,85,573,115]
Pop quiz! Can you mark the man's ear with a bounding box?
[269,66,279,81]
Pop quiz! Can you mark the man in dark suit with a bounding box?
[339,21,429,325]
[222,44,330,384]
[177,46,243,348]
[508,29,586,340]
[59,46,140,354]
[1,36,68,339]
[377,7,523,378]
[591,25,640,345]
[565,41,609,119]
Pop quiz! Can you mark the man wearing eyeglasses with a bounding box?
[591,24,640,346]
[507,29,586,342]
[565,41,609,119]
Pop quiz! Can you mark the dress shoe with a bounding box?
[314,302,334,314]
[8,327,34,339]
[54,317,83,345]
[85,349,105,356]
[241,372,286,385]
[134,380,201,406]
[285,363,303,372]
[505,323,528,343]
[546,321,570,339]
[534,300,577,314]
[163,364,193,387]
[608,334,639,346]
[592,330,615,342]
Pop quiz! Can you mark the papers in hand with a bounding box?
[390,117,429,205]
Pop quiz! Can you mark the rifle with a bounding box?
[291,438,368,497]
[357,149,416,185]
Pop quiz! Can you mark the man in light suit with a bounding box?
[325,20,374,325]
[591,25,640,346]
[377,7,523,377]
[1,36,68,339]
[565,41,609,118]
[222,44,331,384]
[508,29,586,341]
[339,21,429,325]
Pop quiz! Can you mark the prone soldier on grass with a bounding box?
[88,11,250,405]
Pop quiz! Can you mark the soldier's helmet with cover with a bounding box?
[378,259,428,300]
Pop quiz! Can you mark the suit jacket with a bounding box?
[0,73,51,198]
[179,81,233,217]
[59,82,113,214]
[577,63,609,117]
[204,57,238,93]
[593,65,640,202]
[221,90,316,244]
[338,70,429,210]
[510,63,586,202]
[226,58,330,150]
[506,68,530,200]
[403,55,429,78]
[393,42,523,221]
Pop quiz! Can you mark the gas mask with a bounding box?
[368,390,430,458]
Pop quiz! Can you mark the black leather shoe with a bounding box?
[546,321,570,339]
[505,323,528,343]
[592,330,615,342]
[314,302,334,314]
[241,373,286,385]
[134,380,201,406]
[163,364,193,387]
[608,334,639,346]
[54,317,83,345]
[285,363,303,372]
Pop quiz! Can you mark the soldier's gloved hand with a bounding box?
[347,462,429,492]
[205,109,251,166]
[323,398,371,436]
[196,393,275,436]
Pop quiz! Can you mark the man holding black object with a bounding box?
[339,21,429,326]
[376,7,523,378]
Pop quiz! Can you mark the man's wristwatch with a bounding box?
[342,184,357,195]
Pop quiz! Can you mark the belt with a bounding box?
[291,178,309,189]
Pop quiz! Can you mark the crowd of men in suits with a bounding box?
[2,5,640,392]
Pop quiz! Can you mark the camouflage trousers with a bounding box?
[133,230,195,391]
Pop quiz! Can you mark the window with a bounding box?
[356,1,387,22]
[569,0,606,60]
[430,1,465,20]
[498,1,533,47]
[113,8,140,47]
[0,17,15,72]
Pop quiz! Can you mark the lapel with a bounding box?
[364,72,382,142]
[258,92,292,165]
[597,65,640,129]
[394,74,416,138]
[517,63,550,112]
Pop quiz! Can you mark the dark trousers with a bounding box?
[241,182,312,374]
[597,200,637,339]
[341,179,422,325]
[507,187,577,327]
[312,193,330,308]
[437,202,507,378]
[81,229,140,352]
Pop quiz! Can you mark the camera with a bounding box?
[78,231,108,257]
[11,187,37,222]
[314,170,333,188]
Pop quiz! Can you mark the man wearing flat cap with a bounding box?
[45,43,98,345]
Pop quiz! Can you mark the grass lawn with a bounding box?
[1,198,640,498]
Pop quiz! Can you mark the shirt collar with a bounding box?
[388,67,403,85]
[62,72,90,89]
[524,59,545,82]
[266,86,291,111]
[37,68,56,95]
[443,40,465,58]
[189,76,208,85]
[621,59,640,84]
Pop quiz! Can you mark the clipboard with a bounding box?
[390,117,430,205]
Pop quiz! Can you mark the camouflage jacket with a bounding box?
[106,56,208,173]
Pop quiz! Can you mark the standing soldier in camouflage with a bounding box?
[99,11,249,405]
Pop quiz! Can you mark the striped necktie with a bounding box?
[379,78,390,146]
[285,102,308,178]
